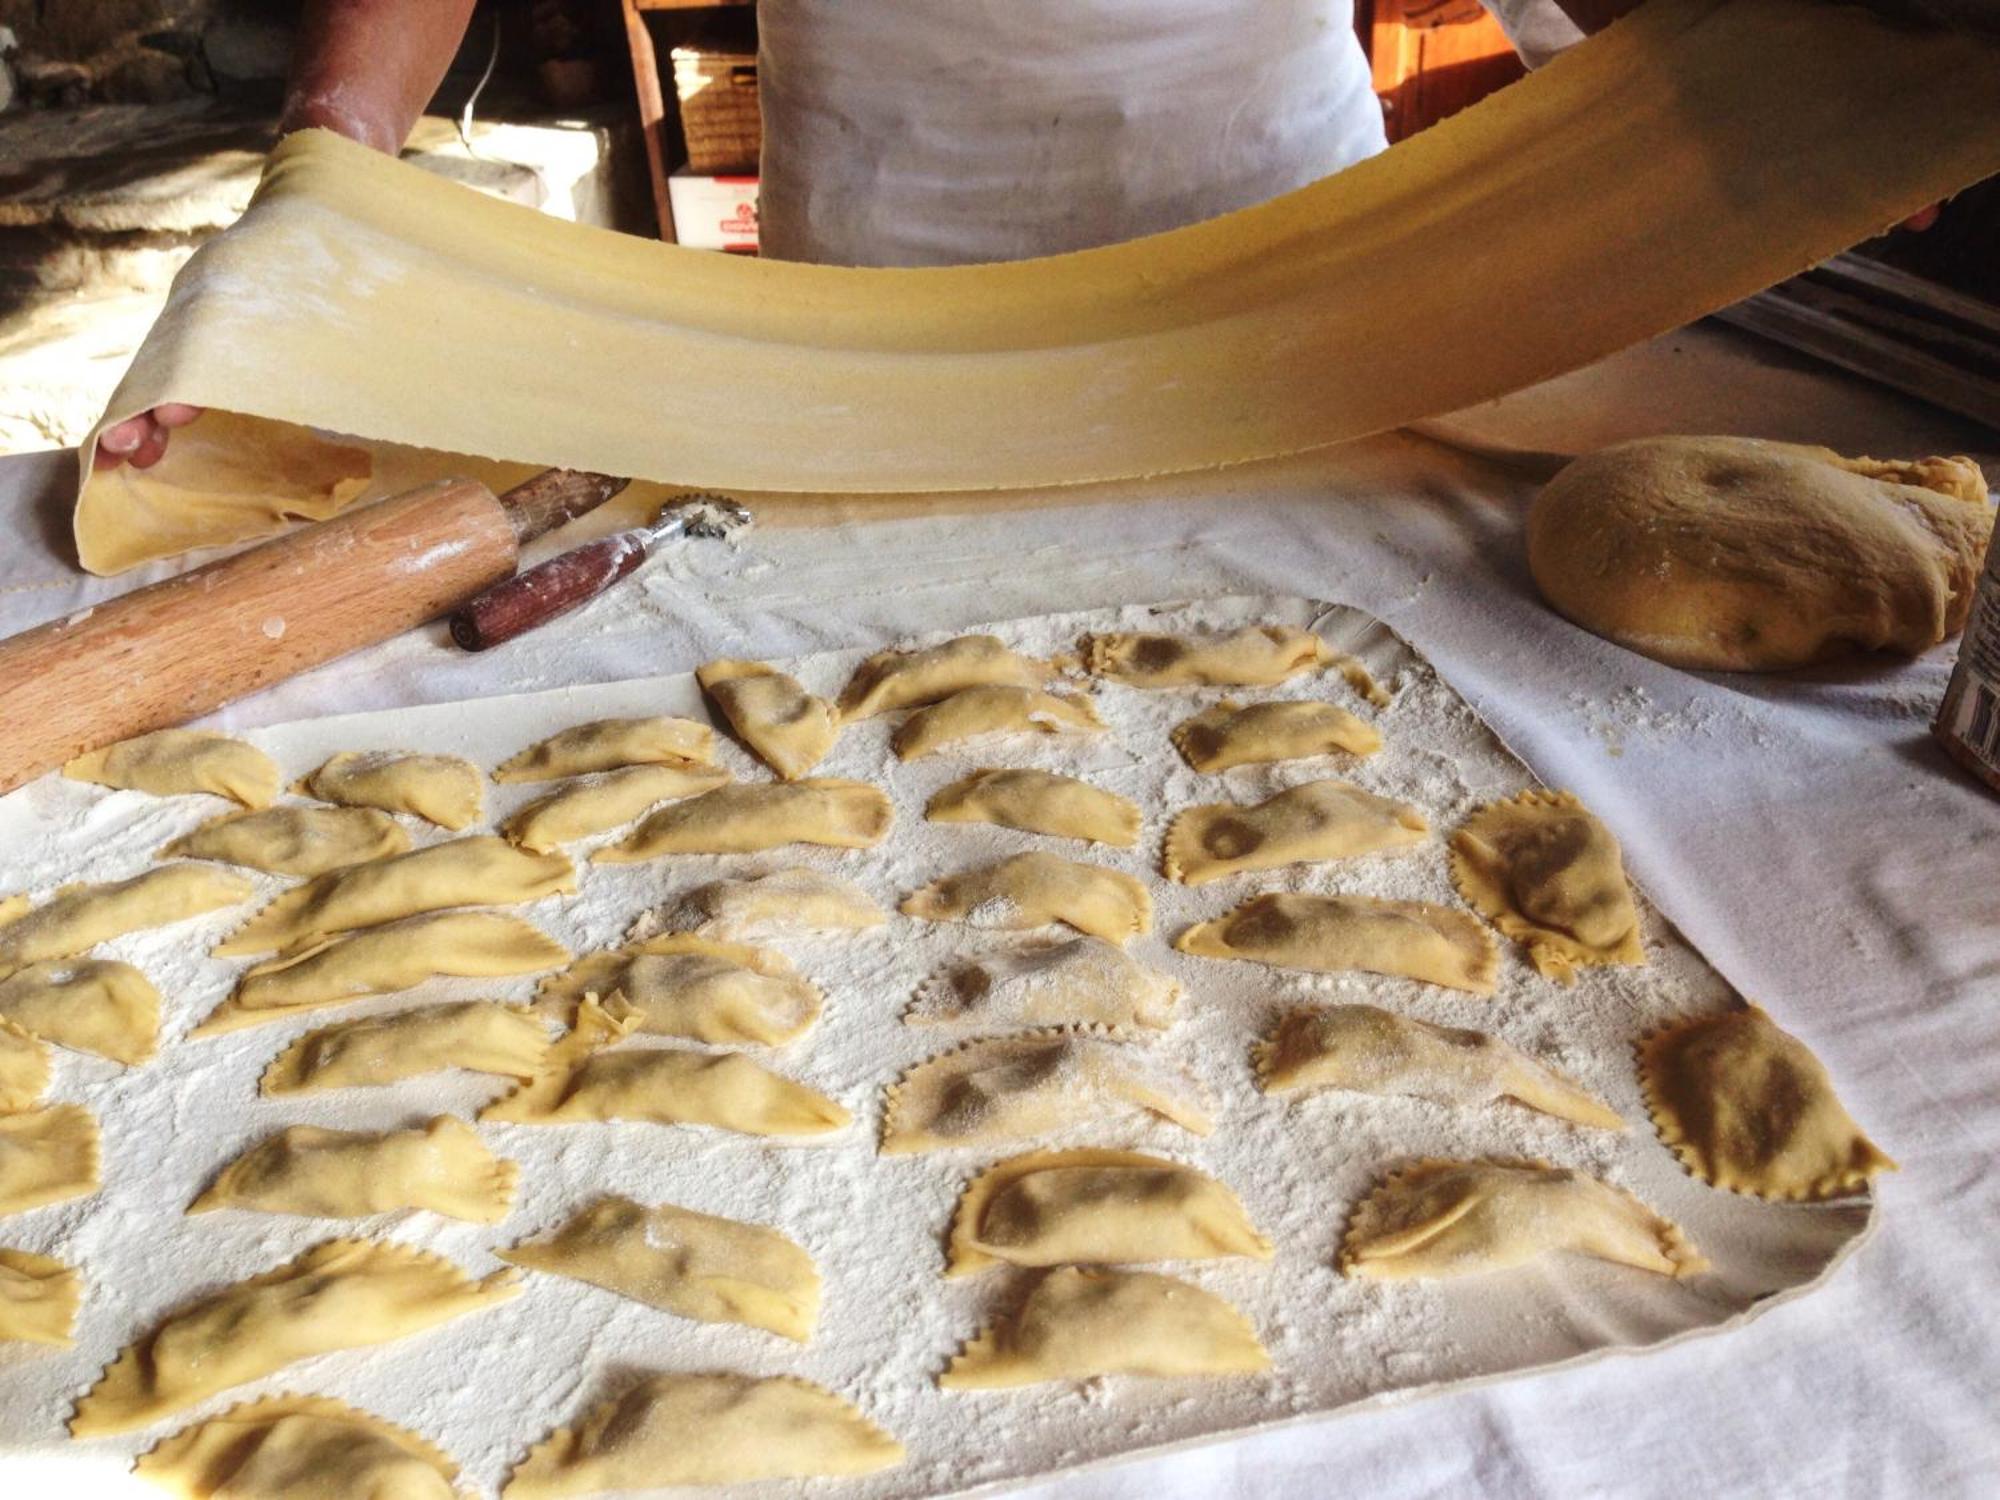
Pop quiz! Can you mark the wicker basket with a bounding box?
[671,43,761,174]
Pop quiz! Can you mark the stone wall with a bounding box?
[0,0,291,107]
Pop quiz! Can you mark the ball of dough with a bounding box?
[1527,436,1993,671]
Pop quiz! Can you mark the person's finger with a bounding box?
[125,425,171,470]
[152,403,204,428]
[97,416,149,456]
[1900,203,1942,232]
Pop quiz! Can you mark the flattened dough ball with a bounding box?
[1527,436,1994,671]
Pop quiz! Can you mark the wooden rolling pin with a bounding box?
[0,468,628,796]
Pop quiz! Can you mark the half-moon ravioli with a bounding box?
[502,1373,904,1497]
[500,1195,819,1342]
[836,633,1054,722]
[658,868,886,941]
[1339,1159,1705,1282]
[1083,624,1329,688]
[1172,697,1382,771]
[1255,1004,1622,1130]
[215,836,574,956]
[926,767,1141,846]
[493,716,714,782]
[1164,778,1427,885]
[0,1019,50,1112]
[0,958,160,1064]
[65,728,278,808]
[907,937,1179,1031]
[71,1239,519,1436]
[697,658,838,780]
[161,805,410,876]
[190,1115,518,1222]
[501,762,730,853]
[941,1267,1268,1389]
[0,1247,80,1346]
[1450,789,1644,984]
[947,1148,1270,1277]
[902,852,1152,944]
[1176,892,1498,995]
[262,1001,550,1095]
[134,1395,462,1500]
[594,779,891,863]
[301,750,485,831]
[0,865,251,978]
[534,934,822,1046]
[882,1028,1211,1154]
[1638,1004,1895,1201]
[0,1103,100,1215]
[890,685,1103,760]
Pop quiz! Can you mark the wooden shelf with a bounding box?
[621,0,756,242]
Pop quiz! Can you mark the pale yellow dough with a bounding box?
[697,658,839,779]
[1638,1004,1895,1201]
[1164,778,1427,885]
[593,779,891,862]
[65,728,279,809]
[500,1195,820,1342]
[0,1247,81,1346]
[534,933,822,1046]
[1172,697,1382,771]
[1084,624,1330,688]
[891,685,1106,760]
[501,762,730,852]
[0,958,160,1064]
[902,851,1152,944]
[836,634,1054,722]
[190,1115,518,1222]
[927,767,1141,846]
[135,1396,462,1500]
[0,1103,99,1214]
[301,750,485,831]
[262,1000,550,1095]
[908,936,1179,1032]
[659,867,885,941]
[1177,892,1498,994]
[0,865,251,978]
[162,804,410,876]
[492,716,713,782]
[0,1019,50,1112]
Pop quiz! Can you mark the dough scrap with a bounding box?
[493,716,714,782]
[190,1115,518,1223]
[941,1267,1268,1389]
[161,805,410,877]
[927,767,1141,847]
[534,933,822,1046]
[594,779,892,862]
[262,1000,551,1095]
[1638,1004,1895,1201]
[1450,789,1643,983]
[902,852,1152,944]
[0,894,24,924]
[0,865,251,978]
[1172,697,1383,771]
[1164,778,1427,886]
[301,750,485,831]
[697,658,838,780]
[947,1148,1270,1277]
[882,1027,1212,1154]
[500,1195,820,1342]
[0,1103,99,1215]
[652,868,886,941]
[134,1395,462,1500]
[891,685,1104,760]
[1176,892,1498,995]
[71,1238,520,1436]
[501,762,730,853]
[1527,437,1995,671]
[0,958,160,1064]
[482,997,850,1137]
[0,1247,80,1347]
[215,836,574,956]
[197,910,570,1034]
[502,1373,903,1497]
[908,937,1179,1031]
[1340,1158,1705,1282]
[0,1018,50,1112]
[1084,624,1329,688]
[1255,1003,1623,1130]
[65,728,278,809]
[836,634,1055,722]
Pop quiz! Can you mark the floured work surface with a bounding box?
[0,597,1873,1497]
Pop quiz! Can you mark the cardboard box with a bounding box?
[667,170,759,253]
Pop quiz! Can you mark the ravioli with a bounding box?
[0,1018,50,1112]
[1255,1004,1622,1129]
[71,1239,520,1436]
[535,933,822,1046]
[1083,623,1329,688]
[902,852,1152,945]
[503,1373,904,1497]
[215,836,574,956]
[659,868,886,941]
[1176,892,1498,995]
[927,767,1141,846]
[698,658,839,780]
[196,911,570,1034]
[500,1195,820,1342]
[262,1001,550,1095]
[1638,1005,1895,1201]
[882,1028,1212,1154]
[0,894,25,925]
[190,1115,518,1222]
[594,779,891,862]
[0,1247,80,1347]
[493,716,714,782]
[0,1103,99,1215]
[891,685,1104,760]
[0,865,251,978]
[65,728,279,808]
[908,937,1179,1031]
[941,1267,1268,1388]
[1171,697,1382,771]
[1339,1159,1705,1282]
[947,1148,1270,1277]
[836,633,1054,722]
[161,805,410,876]
[1450,789,1644,983]
[483,997,850,1137]
[501,762,730,853]
[301,750,485,831]
[135,1396,462,1500]
[0,958,160,1064]
[1164,779,1428,885]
